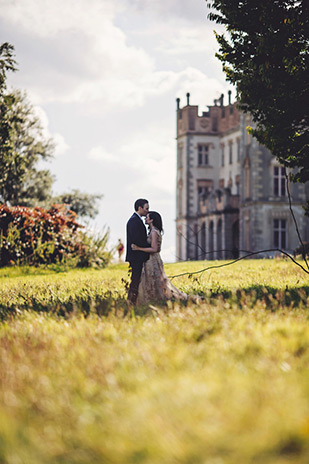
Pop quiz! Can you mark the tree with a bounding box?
[0,42,17,93]
[0,43,103,220]
[53,189,103,219]
[207,0,309,210]
[0,89,55,206]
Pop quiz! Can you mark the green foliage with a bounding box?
[0,44,53,207]
[0,204,82,267]
[52,189,103,219]
[0,260,309,462]
[294,241,309,259]
[0,89,54,206]
[0,204,113,270]
[0,42,17,93]
[76,226,112,268]
[0,43,103,218]
[207,0,309,209]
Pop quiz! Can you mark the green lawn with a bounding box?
[0,260,308,463]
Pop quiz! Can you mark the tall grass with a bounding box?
[0,260,308,463]
[0,259,308,318]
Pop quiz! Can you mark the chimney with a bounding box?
[176,98,180,110]
[228,90,231,105]
[186,92,190,106]
[220,93,224,106]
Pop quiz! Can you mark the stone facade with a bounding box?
[176,93,309,261]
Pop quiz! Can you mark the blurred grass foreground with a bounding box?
[0,259,309,463]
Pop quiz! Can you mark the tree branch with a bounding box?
[169,248,309,280]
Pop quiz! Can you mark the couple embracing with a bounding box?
[126,198,188,306]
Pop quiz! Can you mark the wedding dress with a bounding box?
[136,228,188,305]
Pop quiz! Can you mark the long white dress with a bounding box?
[136,228,188,305]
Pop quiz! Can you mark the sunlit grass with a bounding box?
[0,308,309,463]
[0,259,308,318]
[0,260,308,462]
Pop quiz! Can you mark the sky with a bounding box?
[0,0,232,262]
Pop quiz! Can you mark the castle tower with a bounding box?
[176,93,309,261]
[176,92,240,260]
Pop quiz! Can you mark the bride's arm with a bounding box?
[132,231,160,253]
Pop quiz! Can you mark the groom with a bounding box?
[126,198,150,304]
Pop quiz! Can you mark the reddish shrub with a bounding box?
[0,204,83,266]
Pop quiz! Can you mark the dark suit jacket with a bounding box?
[126,213,149,263]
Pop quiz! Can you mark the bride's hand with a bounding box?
[131,244,138,250]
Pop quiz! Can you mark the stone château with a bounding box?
[175,92,309,261]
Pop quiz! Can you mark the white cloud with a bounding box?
[0,0,229,262]
[1,0,224,111]
[119,0,209,22]
[157,26,215,55]
[53,133,70,156]
[88,146,119,163]
[88,122,176,196]
[32,104,70,156]
[0,0,116,38]
[48,66,223,113]
[1,0,156,107]
[175,67,229,110]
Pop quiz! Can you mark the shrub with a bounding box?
[75,226,112,268]
[294,242,309,259]
[0,203,82,266]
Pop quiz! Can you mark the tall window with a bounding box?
[198,145,209,166]
[237,139,240,161]
[274,166,286,197]
[197,180,212,209]
[274,219,287,249]
[198,186,208,197]
[221,146,225,167]
[229,143,233,164]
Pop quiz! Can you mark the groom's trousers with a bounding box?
[128,261,143,304]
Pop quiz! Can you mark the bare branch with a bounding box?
[169,248,309,279]
[285,172,309,270]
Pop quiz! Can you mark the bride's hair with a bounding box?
[149,211,163,234]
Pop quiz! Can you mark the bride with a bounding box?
[131,211,188,305]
